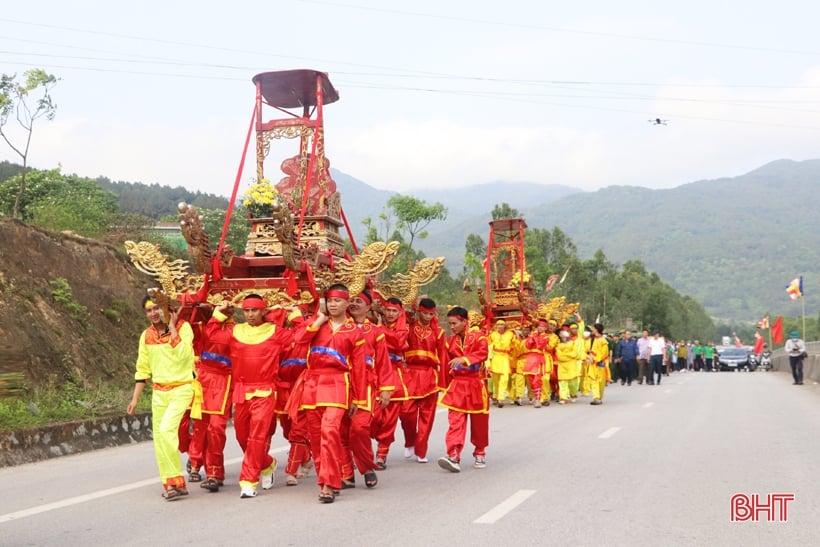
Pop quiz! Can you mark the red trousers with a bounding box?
[282,411,311,476]
[400,392,438,458]
[340,407,376,478]
[234,395,276,485]
[374,400,402,460]
[444,409,489,461]
[188,410,231,480]
[306,406,346,490]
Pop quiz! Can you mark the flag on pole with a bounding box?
[771,315,784,344]
[757,316,769,329]
[786,276,803,300]
[753,332,764,354]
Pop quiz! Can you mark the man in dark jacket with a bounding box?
[616,331,639,386]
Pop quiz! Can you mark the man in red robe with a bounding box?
[339,290,390,489]
[437,306,490,473]
[297,284,367,503]
[373,297,409,468]
[399,297,447,463]
[205,294,292,498]
[188,318,234,492]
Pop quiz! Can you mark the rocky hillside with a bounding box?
[0,219,148,392]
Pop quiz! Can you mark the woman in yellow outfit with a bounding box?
[588,323,611,405]
[487,319,515,407]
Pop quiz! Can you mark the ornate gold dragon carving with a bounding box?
[331,241,400,296]
[376,256,446,306]
[124,241,204,299]
[177,203,212,274]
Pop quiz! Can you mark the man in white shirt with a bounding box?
[636,330,652,385]
[647,330,666,385]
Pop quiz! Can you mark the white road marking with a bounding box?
[0,444,290,523]
[643,402,654,408]
[474,489,536,524]
[598,427,621,439]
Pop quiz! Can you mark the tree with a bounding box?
[0,69,59,219]
[491,202,520,220]
[386,195,447,258]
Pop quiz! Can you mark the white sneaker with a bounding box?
[474,457,486,469]
[285,474,298,486]
[240,486,257,498]
[261,458,277,490]
[417,456,428,463]
[437,456,461,473]
[404,446,416,459]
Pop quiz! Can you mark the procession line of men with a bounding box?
[127,286,492,504]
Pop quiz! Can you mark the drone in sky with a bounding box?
[648,118,669,126]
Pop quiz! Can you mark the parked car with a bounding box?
[718,347,751,371]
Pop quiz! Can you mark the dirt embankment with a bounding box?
[0,219,150,392]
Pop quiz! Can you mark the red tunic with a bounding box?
[439,328,490,413]
[353,320,392,411]
[204,315,291,404]
[297,318,367,410]
[192,322,233,415]
[404,322,448,397]
[381,320,409,400]
[274,331,310,414]
[521,333,547,376]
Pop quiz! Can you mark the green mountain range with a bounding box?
[334,159,820,322]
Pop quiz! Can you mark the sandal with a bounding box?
[364,471,378,489]
[375,458,386,470]
[162,487,188,501]
[318,491,335,504]
[200,478,220,492]
[188,470,202,482]
[341,477,356,490]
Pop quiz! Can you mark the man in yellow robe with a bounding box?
[588,322,611,405]
[487,319,515,407]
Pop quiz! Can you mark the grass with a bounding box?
[0,380,152,433]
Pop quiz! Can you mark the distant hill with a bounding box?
[418,158,820,321]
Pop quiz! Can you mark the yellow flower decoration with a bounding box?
[242,178,279,217]
[508,270,531,288]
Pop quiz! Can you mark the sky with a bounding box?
[2,0,820,197]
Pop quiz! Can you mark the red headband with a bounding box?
[325,289,349,300]
[384,301,403,311]
[356,292,372,305]
[417,305,436,312]
[242,296,266,310]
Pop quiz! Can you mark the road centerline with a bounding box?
[598,427,621,439]
[474,489,536,524]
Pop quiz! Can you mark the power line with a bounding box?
[298,0,820,57]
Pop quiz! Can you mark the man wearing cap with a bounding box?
[487,319,515,407]
[373,297,409,468]
[784,331,807,385]
[206,294,292,499]
[400,297,447,463]
[127,295,196,501]
[297,284,367,503]
[437,306,490,472]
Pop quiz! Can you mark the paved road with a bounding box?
[1,370,819,546]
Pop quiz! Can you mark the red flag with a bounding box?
[753,333,764,354]
[771,315,784,345]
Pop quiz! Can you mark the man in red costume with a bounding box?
[399,297,447,463]
[271,308,313,487]
[297,284,367,503]
[339,290,390,489]
[373,297,409,469]
[188,317,234,492]
[205,294,292,499]
[437,306,490,472]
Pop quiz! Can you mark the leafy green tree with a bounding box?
[463,232,486,286]
[386,194,447,258]
[491,202,520,220]
[0,69,58,219]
